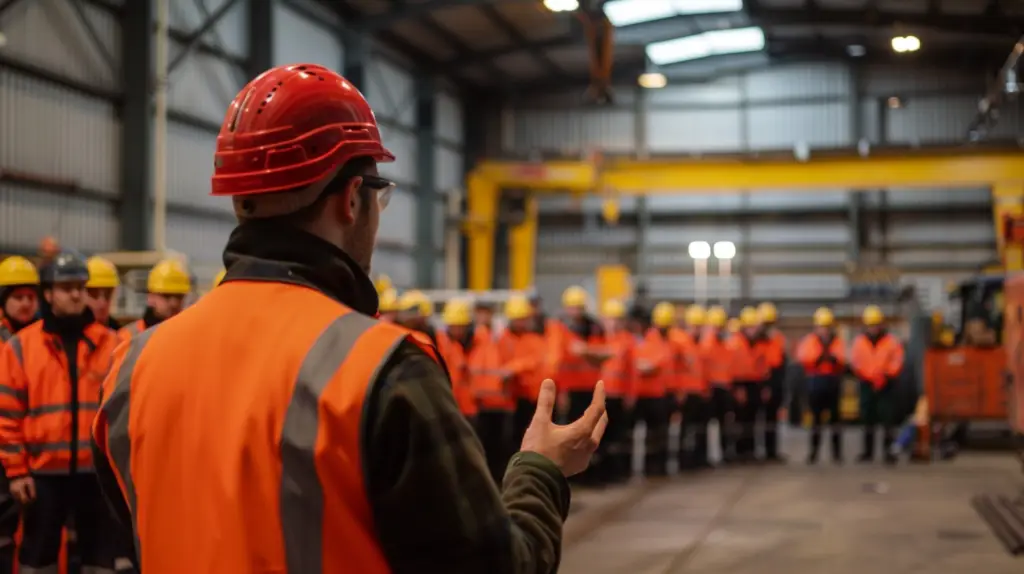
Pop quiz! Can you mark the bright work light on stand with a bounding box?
[543,0,579,12]
[638,72,667,88]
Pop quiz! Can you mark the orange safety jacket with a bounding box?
[93,281,440,573]
[461,328,510,412]
[438,329,479,418]
[727,333,771,383]
[670,328,705,394]
[0,318,14,343]
[699,329,733,387]
[555,318,604,392]
[634,328,671,398]
[599,329,636,399]
[796,332,846,377]
[763,328,787,371]
[0,320,115,477]
[116,319,146,345]
[496,328,549,403]
[850,331,904,390]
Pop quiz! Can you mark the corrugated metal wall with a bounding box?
[0,0,457,290]
[513,63,1002,308]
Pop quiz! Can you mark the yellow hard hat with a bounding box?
[727,317,742,333]
[374,274,393,295]
[378,288,398,313]
[561,285,588,308]
[706,306,727,328]
[505,294,533,321]
[147,259,192,295]
[931,310,944,327]
[739,306,760,328]
[0,256,40,287]
[442,298,472,326]
[652,301,675,327]
[862,304,884,326]
[685,304,706,327]
[813,307,834,327]
[601,299,626,319]
[399,290,433,317]
[758,302,778,323]
[211,268,227,290]
[85,256,119,289]
[939,329,955,347]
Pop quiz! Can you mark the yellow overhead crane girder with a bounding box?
[464,148,1024,292]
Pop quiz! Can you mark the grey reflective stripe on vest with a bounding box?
[7,335,23,367]
[103,326,156,559]
[280,311,406,574]
[0,324,10,343]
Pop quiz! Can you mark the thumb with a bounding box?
[532,379,557,424]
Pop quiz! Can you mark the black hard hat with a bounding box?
[39,251,89,284]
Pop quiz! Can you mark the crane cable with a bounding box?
[577,11,615,97]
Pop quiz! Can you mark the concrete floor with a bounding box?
[561,430,1024,574]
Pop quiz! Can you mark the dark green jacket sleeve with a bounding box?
[363,341,571,574]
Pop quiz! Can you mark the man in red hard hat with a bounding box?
[93,64,607,573]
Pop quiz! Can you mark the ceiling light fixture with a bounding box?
[638,72,668,89]
[543,0,579,12]
[891,35,921,53]
[888,96,902,109]
[646,27,766,66]
[846,44,866,57]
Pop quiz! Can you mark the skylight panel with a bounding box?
[604,0,743,27]
[646,27,766,66]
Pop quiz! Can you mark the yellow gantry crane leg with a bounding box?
[993,181,1024,273]
[464,148,1024,291]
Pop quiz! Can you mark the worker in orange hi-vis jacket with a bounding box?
[850,304,905,465]
[727,307,772,463]
[497,295,551,450]
[674,304,711,471]
[757,302,789,462]
[700,306,737,464]
[796,307,847,464]
[629,304,672,477]
[593,299,636,483]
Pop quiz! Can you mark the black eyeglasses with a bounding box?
[360,175,396,210]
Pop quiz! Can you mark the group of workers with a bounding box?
[0,252,208,573]
[376,283,909,487]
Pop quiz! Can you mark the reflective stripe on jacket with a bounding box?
[92,281,438,573]
[0,320,115,477]
[796,332,846,377]
[116,319,145,345]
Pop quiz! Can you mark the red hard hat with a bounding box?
[211,63,393,205]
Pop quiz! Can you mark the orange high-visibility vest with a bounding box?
[670,328,705,394]
[555,319,604,392]
[438,329,479,417]
[93,282,439,573]
[851,331,904,389]
[116,318,146,345]
[634,329,671,398]
[496,329,548,402]
[796,332,846,377]
[599,330,636,399]
[0,321,115,477]
[699,329,733,387]
[764,328,787,370]
[727,333,771,382]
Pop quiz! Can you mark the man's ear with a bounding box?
[336,175,363,224]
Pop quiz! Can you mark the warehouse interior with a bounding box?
[2,0,1024,572]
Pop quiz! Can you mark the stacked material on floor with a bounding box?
[973,493,1024,555]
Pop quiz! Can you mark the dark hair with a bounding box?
[272,156,377,228]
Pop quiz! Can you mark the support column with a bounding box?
[848,63,866,263]
[119,0,153,250]
[634,85,650,282]
[415,73,438,287]
[462,96,494,289]
[343,33,369,90]
[247,0,273,78]
[508,197,537,291]
[993,182,1024,272]
[466,174,498,291]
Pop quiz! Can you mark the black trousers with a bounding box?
[679,393,711,470]
[477,410,513,484]
[734,381,762,458]
[859,380,898,461]
[593,397,631,482]
[0,473,15,574]
[633,396,670,476]
[710,385,736,461]
[513,399,536,451]
[566,390,592,424]
[761,371,785,459]
[807,375,843,461]
[20,474,118,570]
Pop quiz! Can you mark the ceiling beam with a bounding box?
[363,0,535,29]
[478,3,566,77]
[417,13,507,82]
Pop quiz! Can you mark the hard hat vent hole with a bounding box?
[297,65,307,71]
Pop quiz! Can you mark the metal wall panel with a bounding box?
[166,47,245,125]
[436,145,464,192]
[165,213,234,265]
[537,226,637,248]
[647,109,743,153]
[748,222,850,245]
[537,248,632,275]
[647,76,742,106]
[647,274,742,302]
[271,1,344,69]
[888,248,995,268]
[870,187,991,207]
[743,63,851,102]
[0,182,117,252]
[751,274,848,299]
[512,109,636,154]
[0,69,121,195]
[0,0,120,92]
[377,125,418,185]
[745,103,851,150]
[166,122,228,212]
[745,190,849,209]
[436,92,463,145]
[372,250,415,288]
[879,218,994,245]
[434,199,446,250]
[646,194,741,211]
[365,56,416,128]
[378,188,416,247]
[170,0,247,58]
[886,94,978,144]
[647,224,743,246]
[863,65,983,95]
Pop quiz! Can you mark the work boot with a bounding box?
[807,430,821,464]
[857,429,875,462]
[831,430,843,464]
